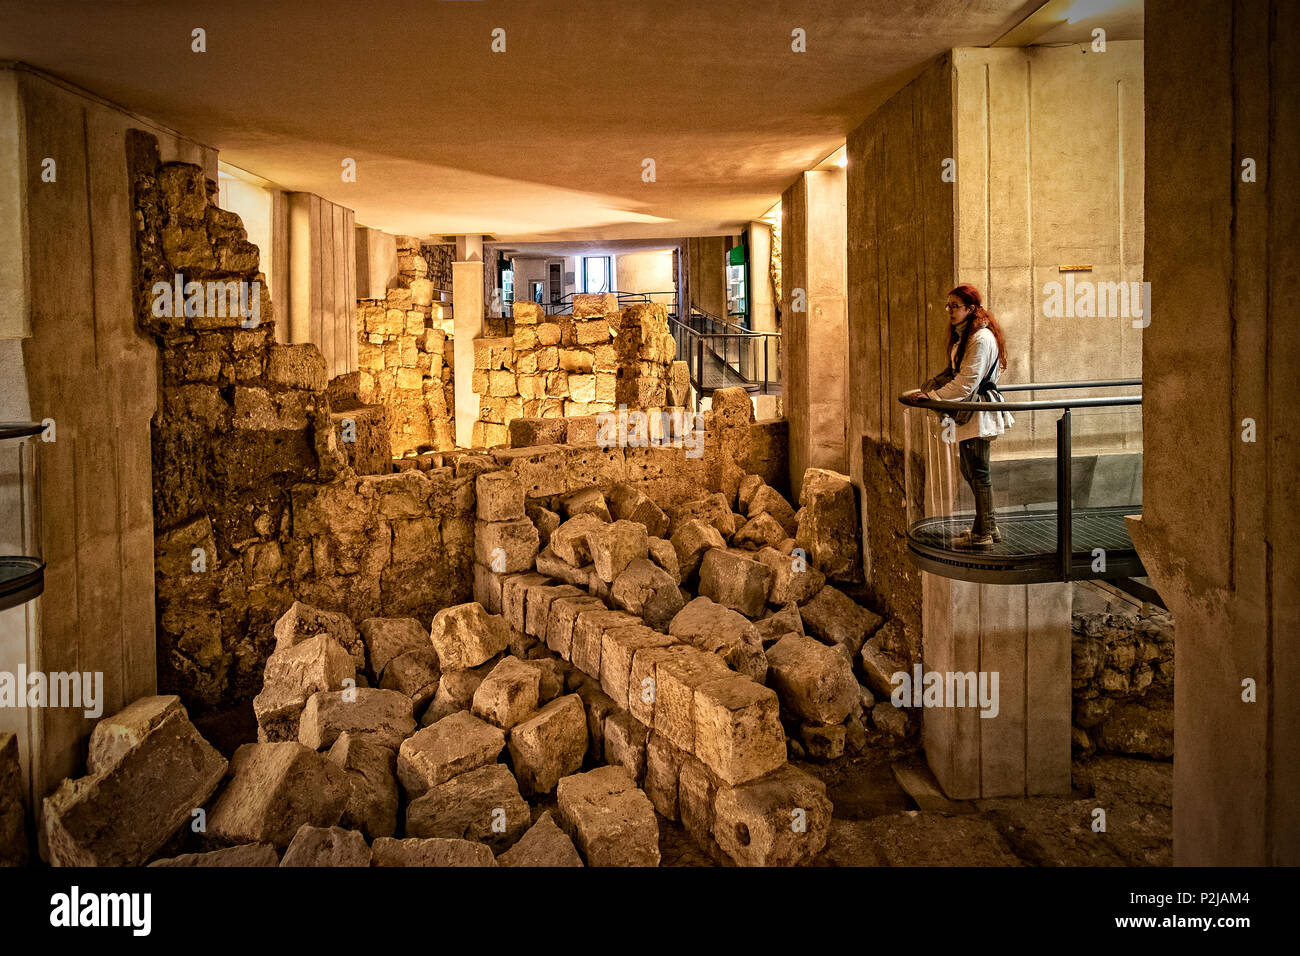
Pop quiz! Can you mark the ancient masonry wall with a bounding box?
[471,296,689,448]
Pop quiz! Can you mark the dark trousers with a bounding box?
[958,437,996,534]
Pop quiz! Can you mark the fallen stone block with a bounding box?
[208,742,348,849]
[275,601,367,674]
[472,657,541,730]
[599,625,676,711]
[668,596,768,683]
[507,694,588,796]
[737,474,765,512]
[713,763,833,866]
[473,563,506,613]
[698,548,775,619]
[549,513,607,566]
[765,634,859,725]
[253,634,357,743]
[677,756,723,860]
[43,696,227,867]
[611,558,685,630]
[510,417,567,448]
[795,468,862,582]
[517,658,566,703]
[501,571,550,634]
[0,734,26,866]
[655,647,734,752]
[755,547,826,607]
[535,546,594,588]
[608,483,669,538]
[575,681,620,762]
[360,617,431,683]
[149,843,280,867]
[800,585,883,656]
[280,825,372,866]
[871,702,911,739]
[397,711,506,798]
[476,470,526,522]
[747,485,797,537]
[604,709,650,784]
[670,518,727,580]
[370,837,498,867]
[298,688,416,751]
[424,662,494,724]
[733,512,787,550]
[326,732,399,840]
[474,516,540,573]
[526,504,562,549]
[496,810,584,867]
[755,603,806,646]
[379,647,440,711]
[546,594,608,659]
[671,493,737,539]
[561,487,612,522]
[430,602,511,670]
[647,536,681,582]
[571,607,641,678]
[644,733,686,821]
[800,722,847,761]
[556,766,660,867]
[692,675,786,786]
[406,764,530,852]
[586,520,650,583]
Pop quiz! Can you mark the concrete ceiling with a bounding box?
[1,0,1119,242]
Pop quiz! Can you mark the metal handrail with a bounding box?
[898,378,1144,585]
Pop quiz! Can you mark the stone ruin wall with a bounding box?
[470,297,689,449]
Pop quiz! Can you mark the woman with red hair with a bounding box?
[903,284,1014,548]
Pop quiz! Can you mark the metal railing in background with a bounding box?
[670,307,781,404]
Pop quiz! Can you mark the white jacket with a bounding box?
[925,327,1015,442]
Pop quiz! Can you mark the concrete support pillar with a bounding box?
[922,577,1072,799]
[453,236,485,448]
[781,168,848,498]
[745,221,778,386]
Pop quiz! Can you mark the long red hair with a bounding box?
[948,284,1007,371]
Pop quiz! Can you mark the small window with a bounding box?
[583,256,611,294]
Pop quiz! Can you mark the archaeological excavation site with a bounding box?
[0,1,1294,920]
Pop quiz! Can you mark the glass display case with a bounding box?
[0,423,43,611]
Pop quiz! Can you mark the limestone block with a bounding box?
[274,601,367,675]
[677,756,720,854]
[517,658,566,703]
[207,742,348,849]
[360,617,431,684]
[546,594,608,659]
[253,634,356,743]
[43,697,227,866]
[628,644,692,727]
[325,732,399,839]
[564,445,627,490]
[738,474,765,512]
[501,571,550,634]
[599,624,676,710]
[574,320,610,346]
[556,766,660,867]
[712,764,832,866]
[755,603,805,646]
[473,516,539,573]
[379,647,441,710]
[265,343,327,391]
[507,694,588,796]
[573,293,618,318]
[549,513,606,566]
[586,520,650,584]
[424,662,496,724]
[370,837,497,867]
[755,547,827,607]
[669,518,727,580]
[568,372,597,403]
[858,635,907,699]
[733,513,788,551]
[571,608,641,677]
[610,558,686,630]
[149,844,281,867]
[491,444,569,497]
[513,301,544,324]
[655,648,733,752]
[298,688,417,751]
[795,467,862,582]
[430,602,512,670]
[766,634,858,725]
[668,596,768,682]
[279,825,372,867]
[476,470,526,521]
[397,712,506,798]
[670,493,737,539]
[560,348,593,373]
[535,547,594,589]
[604,709,650,784]
[799,585,883,656]
[513,326,539,351]
[608,483,670,538]
[0,734,25,866]
[509,417,567,448]
[698,549,775,619]
[471,657,542,730]
[747,485,797,537]
[566,415,599,444]
[525,583,587,639]
[527,504,563,549]
[561,486,611,522]
[496,810,584,867]
[644,733,686,821]
[800,722,846,760]
[406,764,530,852]
[537,347,560,372]
[473,563,506,614]
[647,536,681,583]
[536,322,562,346]
[692,675,786,785]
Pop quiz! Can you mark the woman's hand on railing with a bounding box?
[900,389,928,406]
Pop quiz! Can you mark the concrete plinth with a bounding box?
[921,575,1071,800]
